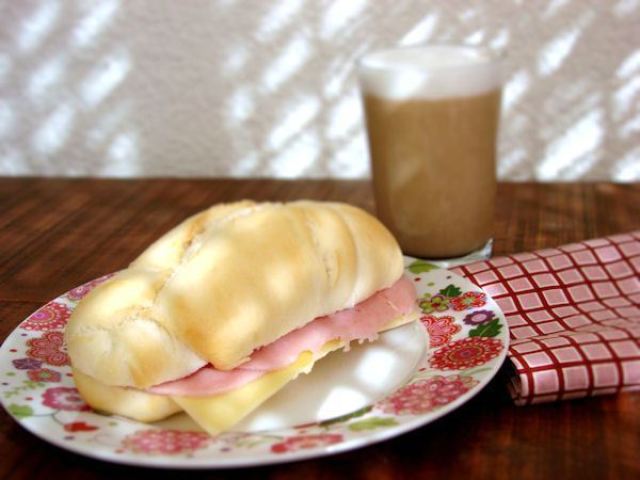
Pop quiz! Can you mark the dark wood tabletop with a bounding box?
[0,178,638,479]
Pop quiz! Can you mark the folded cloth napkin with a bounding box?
[451,231,640,405]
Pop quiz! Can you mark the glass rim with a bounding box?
[357,44,504,74]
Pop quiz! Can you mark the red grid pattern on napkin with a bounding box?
[452,232,640,405]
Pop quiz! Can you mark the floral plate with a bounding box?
[0,257,509,468]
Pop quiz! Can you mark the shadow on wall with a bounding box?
[0,0,639,180]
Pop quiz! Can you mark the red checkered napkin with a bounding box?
[451,232,640,405]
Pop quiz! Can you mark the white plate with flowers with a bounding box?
[0,257,508,468]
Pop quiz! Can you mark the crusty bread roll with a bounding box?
[65,200,404,390]
[70,314,416,427]
[71,368,182,422]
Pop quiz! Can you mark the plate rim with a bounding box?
[0,259,510,468]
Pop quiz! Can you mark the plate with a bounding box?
[0,257,509,468]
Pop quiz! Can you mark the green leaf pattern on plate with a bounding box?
[438,284,463,298]
[348,417,398,431]
[408,260,439,274]
[469,318,503,338]
[8,403,33,418]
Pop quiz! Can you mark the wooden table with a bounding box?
[0,178,638,479]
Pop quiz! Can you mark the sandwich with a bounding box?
[64,200,419,435]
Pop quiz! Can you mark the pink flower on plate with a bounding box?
[122,429,212,455]
[26,331,68,366]
[20,302,71,331]
[27,368,61,383]
[270,434,343,454]
[42,387,90,411]
[377,375,479,415]
[420,315,462,348]
[429,337,503,370]
[66,274,114,301]
[64,422,99,432]
[449,291,487,311]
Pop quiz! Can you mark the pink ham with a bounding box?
[148,275,417,396]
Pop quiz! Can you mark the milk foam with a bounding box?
[358,46,500,100]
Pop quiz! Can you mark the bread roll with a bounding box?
[65,201,404,389]
[71,316,417,430]
[72,368,181,422]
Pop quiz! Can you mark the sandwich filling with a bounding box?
[148,275,417,397]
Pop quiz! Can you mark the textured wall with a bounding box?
[1,0,639,180]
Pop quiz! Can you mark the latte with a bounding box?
[359,46,501,258]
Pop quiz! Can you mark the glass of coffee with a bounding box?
[358,45,502,259]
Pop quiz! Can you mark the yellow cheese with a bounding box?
[171,340,343,435]
[171,352,312,435]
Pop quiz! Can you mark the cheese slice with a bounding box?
[172,352,312,435]
[171,341,343,435]
[72,340,345,434]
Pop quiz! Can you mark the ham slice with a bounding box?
[148,275,417,396]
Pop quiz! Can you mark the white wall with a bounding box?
[1,0,639,180]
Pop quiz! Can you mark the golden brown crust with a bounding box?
[64,201,404,389]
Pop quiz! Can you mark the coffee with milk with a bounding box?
[359,46,501,258]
